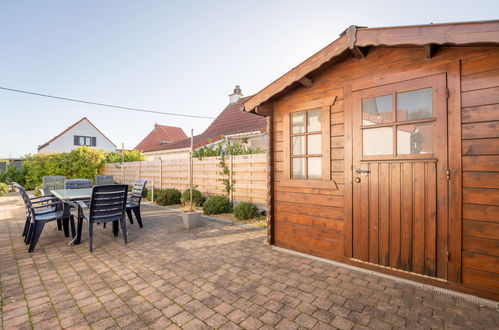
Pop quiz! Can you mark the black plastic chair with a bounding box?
[96,175,114,186]
[64,179,92,189]
[126,180,147,228]
[76,184,128,252]
[40,176,65,195]
[13,183,75,252]
[12,183,65,239]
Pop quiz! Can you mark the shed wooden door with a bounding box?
[351,74,448,279]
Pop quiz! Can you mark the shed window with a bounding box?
[361,87,434,157]
[290,110,322,179]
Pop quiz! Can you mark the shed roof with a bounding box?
[134,124,187,152]
[244,20,499,113]
[163,96,267,150]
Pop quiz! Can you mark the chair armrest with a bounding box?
[31,196,58,204]
[30,194,54,200]
[76,200,89,210]
[32,201,62,209]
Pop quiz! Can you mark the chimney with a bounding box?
[229,85,243,104]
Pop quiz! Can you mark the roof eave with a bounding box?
[244,20,499,113]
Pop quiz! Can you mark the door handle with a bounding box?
[355,168,371,174]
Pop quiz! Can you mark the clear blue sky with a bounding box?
[1,0,497,157]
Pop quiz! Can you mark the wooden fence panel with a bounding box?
[100,154,268,207]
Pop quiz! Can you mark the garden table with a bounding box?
[51,188,92,245]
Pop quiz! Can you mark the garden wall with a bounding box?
[100,153,267,207]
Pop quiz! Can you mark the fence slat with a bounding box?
[100,155,268,207]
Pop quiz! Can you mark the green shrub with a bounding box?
[103,150,145,163]
[181,189,204,207]
[0,182,9,196]
[156,189,181,205]
[203,196,230,215]
[0,164,27,187]
[22,147,104,189]
[234,202,259,220]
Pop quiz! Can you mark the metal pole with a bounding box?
[121,142,125,184]
[189,129,193,212]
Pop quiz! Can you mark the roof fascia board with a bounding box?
[244,20,499,113]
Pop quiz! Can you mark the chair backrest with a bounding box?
[89,185,128,223]
[130,180,147,204]
[42,176,65,195]
[96,175,114,186]
[12,182,33,211]
[64,179,92,189]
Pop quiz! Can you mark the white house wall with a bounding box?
[39,119,116,153]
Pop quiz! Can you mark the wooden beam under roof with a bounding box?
[425,43,439,58]
[298,76,313,88]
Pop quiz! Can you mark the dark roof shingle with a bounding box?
[163,96,267,150]
[134,124,187,152]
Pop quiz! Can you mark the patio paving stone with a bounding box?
[0,194,498,329]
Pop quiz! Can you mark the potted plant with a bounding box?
[182,130,203,229]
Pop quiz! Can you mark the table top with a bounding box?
[51,188,92,201]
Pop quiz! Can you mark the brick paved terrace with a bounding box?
[1,194,498,329]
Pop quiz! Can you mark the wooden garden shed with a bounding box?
[244,20,499,300]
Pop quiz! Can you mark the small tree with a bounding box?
[193,137,264,197]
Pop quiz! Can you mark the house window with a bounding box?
[290,110,322,179]
[74,135,96,146]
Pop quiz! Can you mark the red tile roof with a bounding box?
[38,117,116,151]
[134,124,187,152]
[162,96,267,150]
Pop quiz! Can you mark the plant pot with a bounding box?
[181,211,203,229]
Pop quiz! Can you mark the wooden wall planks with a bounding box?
[461,51,499,294]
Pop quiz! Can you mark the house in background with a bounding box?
[141,86,267,160]
[134,124,187,160]
[38,117,116,153]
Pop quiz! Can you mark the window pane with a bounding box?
[362,94,392,125]
[397,123,433,155]
[363,127,393,156]
[79,137,85,145]
[307,157,322,179]
[291,112,305,134]
[397,88,432,121]
[292,136,305,155]
[292,158,306,178]
[307,134,321,155]
[307,109,321,132]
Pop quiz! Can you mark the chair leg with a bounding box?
[70,215,76,238]
[119,218,127,244]
[25,221,34,244]
[103,222,107,229]
[126,208,134,224]
[112,221,119,237]
[57,219,62,231]
[22,215,30,237]
[62,217,70,237]
[132,207,143,228]
[76,216,83,245]
[88,222,93,252]
[28,221,45,253]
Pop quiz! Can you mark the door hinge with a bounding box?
[446,170,450,180]
[446,251,450,261]
[445,88,450,99]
